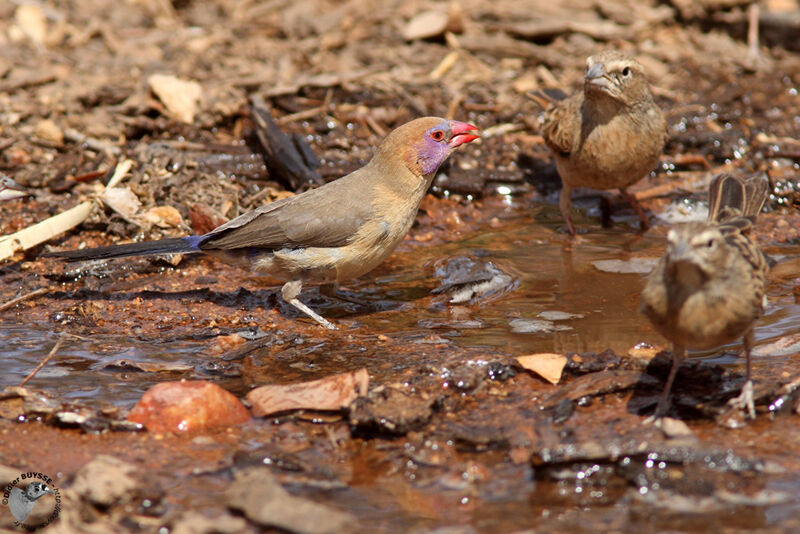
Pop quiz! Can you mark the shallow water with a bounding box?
[3,201,800,400]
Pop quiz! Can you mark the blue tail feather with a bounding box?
[44,236,200,262]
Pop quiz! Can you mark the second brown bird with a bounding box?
[540,51,668,235]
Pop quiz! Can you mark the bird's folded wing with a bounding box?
[541,94,582,157]
[200,169,375,250]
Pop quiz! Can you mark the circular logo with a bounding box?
[2,472,60,530]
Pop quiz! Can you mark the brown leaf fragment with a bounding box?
[247,368,369,417]
[148,74,202,123]
[516,353,567,384]
[100,360,192,373]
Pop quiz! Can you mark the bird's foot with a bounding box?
[565,216,577,236]
[288,298,338,330]
[727,380,755,419]
[619,188,650,231]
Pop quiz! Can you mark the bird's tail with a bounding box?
[44,236,202,262]
[708,172,769,223]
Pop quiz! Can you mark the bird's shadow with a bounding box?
[45,283,404,325]
[626,350,745,421]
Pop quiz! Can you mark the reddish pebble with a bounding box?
[127,380,250,432]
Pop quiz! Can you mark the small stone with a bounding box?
[509,318,571,334]
[538,310,584,321]
[592,257,658,274]
[227,467,356,534]
[127,380,250,432]
[71,455,146,507]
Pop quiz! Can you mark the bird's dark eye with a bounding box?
[706,239,714,248]
[430,130,445,141]
[622,67,632,77]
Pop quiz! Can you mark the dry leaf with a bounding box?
[100,360,192,373]
[14,5,47,45]
[516,353,567,385]
[403,10,449,40]
[148,74,202,123]
[102,186,141,223]
[143,205,184,228]
[247,368,369,417]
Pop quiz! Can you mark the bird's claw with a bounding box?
[727,380,755,419]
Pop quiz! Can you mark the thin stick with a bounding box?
[19,335,65,387]
[0,287,51,312]
[747,4,760,68]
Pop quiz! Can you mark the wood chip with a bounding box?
[516,353,567,385]
[148,74,202,124]
[102,186,141,224]
[247,368,369,417]
[403,10,450,41]
[14,5,47,45]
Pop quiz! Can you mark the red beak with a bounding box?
[448,121,480,148]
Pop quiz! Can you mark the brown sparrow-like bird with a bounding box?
[540,51,667,235]
[640,173,770,419]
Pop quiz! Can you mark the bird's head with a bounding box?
[665,223,729,288]
[374,117,480,178]
[583,51,653,107]
[24,481,55,501]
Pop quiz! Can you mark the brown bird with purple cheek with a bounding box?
[46,117,480,329]
[641,173,769,421]
[540,51,668,235]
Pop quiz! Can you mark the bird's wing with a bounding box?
[541,93,582,157]
[9,488,33,522]
[200,168,376,251]
[720,218,768,275]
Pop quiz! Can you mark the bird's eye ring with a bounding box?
[431,130,445,141]
[622,67,632,77]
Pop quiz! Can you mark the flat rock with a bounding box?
[226,467,356,534]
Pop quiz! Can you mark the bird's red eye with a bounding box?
[431,130,445,141]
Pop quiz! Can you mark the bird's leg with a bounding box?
[651,344,685,420]
[619,188,650,230]
[728,330,756,419]
[559,184,576,236]
[319,283,372,307]
[280,280,337,330]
